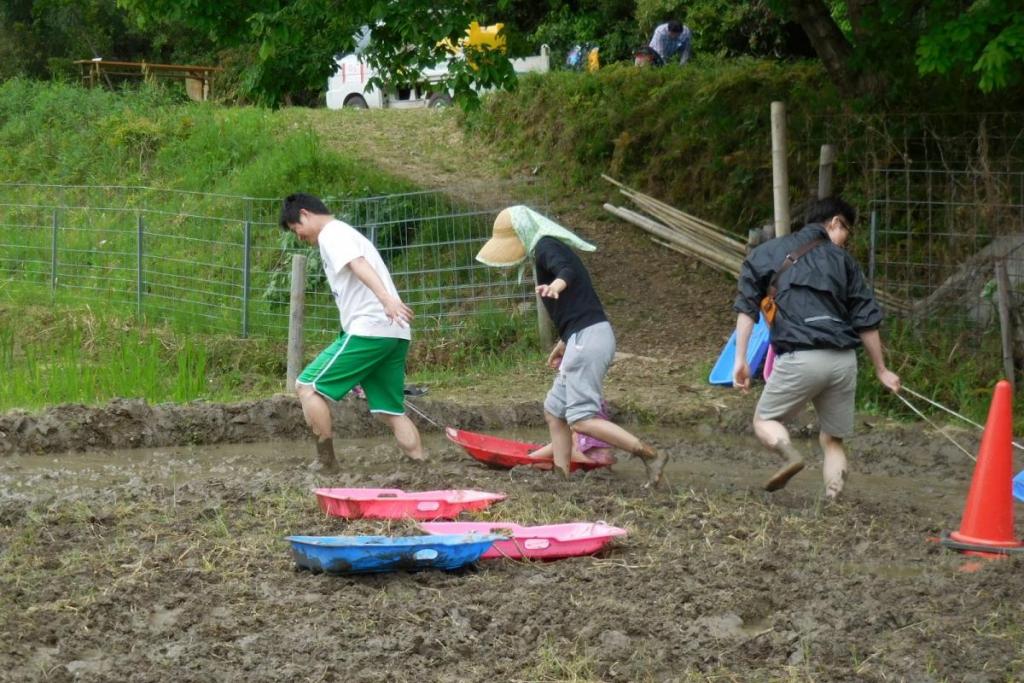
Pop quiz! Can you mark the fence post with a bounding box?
[771,101,791,237]
[50,209,58,293]
[995,259,1016,391]
[817,144,836,199]
[241,221,251,338]
[868,209,877,284]
[286,254,307,392]
[532,264,554,349]
[136,213,144,318]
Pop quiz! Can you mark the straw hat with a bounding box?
[476,208,526,266]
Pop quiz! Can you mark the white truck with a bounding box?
[325,45,551,110]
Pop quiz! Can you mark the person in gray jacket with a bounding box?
[732,197,901,499]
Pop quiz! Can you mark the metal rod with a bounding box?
[241,221,251,338]
[995,259,1016,392]
[50,208,58,293]
[868,209,877,284]
[136,213,144,318]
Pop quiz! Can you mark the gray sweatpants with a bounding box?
[544,321,615,425]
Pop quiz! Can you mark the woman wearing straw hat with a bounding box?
[476,206,668,487]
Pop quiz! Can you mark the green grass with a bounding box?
[0,296,545,411]
[858,317,1024,432]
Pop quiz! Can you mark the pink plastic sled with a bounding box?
[418,521,628,560]
[445,427,614,472]
[763,344,776,380]
[314,488,506,521]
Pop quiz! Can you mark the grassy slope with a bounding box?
[1,71,1016,429]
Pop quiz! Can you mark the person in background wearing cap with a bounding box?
[476,206,668,487]
[279,193,425,472]
[648,20,692,66]
[732,196,900,500]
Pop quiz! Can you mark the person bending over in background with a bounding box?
[649,20,692,66]
[476,206,667,487]
[731,196,900,500]
[279,193,425,472]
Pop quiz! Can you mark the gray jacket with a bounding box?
[733,224,882,354]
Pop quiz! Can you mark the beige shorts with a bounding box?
[756,348,858,438]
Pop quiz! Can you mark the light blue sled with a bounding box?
[286,533,501,575]
[1013,471,1024,503]
[708,316,771,386]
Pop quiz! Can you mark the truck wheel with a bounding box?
[343,95,368,109]
[427,93,451,109]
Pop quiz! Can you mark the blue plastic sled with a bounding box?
[1013,470,1024,503]
[286,533,501,575]
[708,317,771,386]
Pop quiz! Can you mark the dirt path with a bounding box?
[293,108,736,360]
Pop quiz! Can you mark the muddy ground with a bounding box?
[3,108,1021,682]
[2,384,1023,683]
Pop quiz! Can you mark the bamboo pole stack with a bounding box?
[601,175,909,314]
[601,174,746,278]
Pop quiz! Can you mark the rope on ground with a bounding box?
[903,385,1024,452]
[404,399,444,429]
[894,391,975,461]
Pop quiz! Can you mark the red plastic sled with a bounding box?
[445,427,613,472]
[314,488,506,520]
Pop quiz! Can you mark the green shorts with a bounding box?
[297,334,409,415]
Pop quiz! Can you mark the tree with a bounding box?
[118,0,520,107]
[773,0,1024,96]
[916,1,1024,92]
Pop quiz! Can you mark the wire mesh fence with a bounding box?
[790,112,1024,333]
[0,183,538,345]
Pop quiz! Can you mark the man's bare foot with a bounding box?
[310,438,339,473]
[405,449,428,462]
[824,469,847,501]
[764,442,804,492]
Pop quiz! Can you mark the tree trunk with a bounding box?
[784,0,856,91]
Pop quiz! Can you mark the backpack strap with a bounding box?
[766,238,826,299]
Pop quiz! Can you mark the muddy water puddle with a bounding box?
[0,426,973,521]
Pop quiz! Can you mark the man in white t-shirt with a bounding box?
[279,193,425,471]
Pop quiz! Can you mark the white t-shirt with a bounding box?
[317,219,410,340]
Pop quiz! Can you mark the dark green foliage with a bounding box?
[464,59,834,232]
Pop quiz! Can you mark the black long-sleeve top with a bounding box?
[533,237,608,342]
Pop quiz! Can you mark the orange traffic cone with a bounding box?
[941,380,1023,557]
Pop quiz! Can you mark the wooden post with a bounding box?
[532,264,554,349]
[286,254,307,392]
[817,144,836,199]
[771,101,791,236]
[995,259,1016,390]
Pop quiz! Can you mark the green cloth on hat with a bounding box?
[510,205,597,261]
